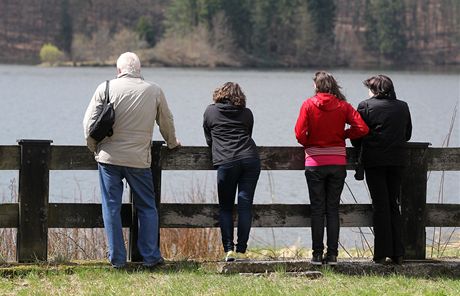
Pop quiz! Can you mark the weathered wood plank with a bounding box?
[427,148,460,171]
[6,203,460,229]
[212,260,460,277]
[0,203,18,227]
[46,203,373,228]
[21,144,460,171]
[48,203,132,228]
[159,204,374,228]
[161,146,359,170]
[0,146,20,170]
[49,146,96,170]
[426,203,460,227]
[161,146,213,170]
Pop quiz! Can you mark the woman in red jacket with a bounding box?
[295,71,369,265]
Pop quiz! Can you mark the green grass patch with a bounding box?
[0,263,459,296]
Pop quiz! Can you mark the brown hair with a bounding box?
[363,74,396,99]
[213,82,246,107]
[313,71,346,101]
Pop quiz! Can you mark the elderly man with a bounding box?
[83,52,180,268]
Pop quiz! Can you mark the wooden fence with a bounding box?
[0,140,459,262]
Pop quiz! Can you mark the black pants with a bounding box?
[217,158,261,253]
[365,166,405,260]
[305,165,346,257]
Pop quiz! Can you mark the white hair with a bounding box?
[116,52,141,76]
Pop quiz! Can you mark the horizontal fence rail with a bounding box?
[2,203,459,229]
[0,140,459,262]
[1,145,460,171]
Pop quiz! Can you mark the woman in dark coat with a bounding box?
[353,75,412,264]
[203,82,260,262]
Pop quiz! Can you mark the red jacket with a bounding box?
[295,93,369,148]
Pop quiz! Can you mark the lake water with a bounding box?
[0,65,459,249]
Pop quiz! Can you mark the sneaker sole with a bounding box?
[311,262,322,266]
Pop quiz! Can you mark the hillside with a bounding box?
[0,0,458,67]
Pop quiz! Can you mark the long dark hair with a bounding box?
[313,71,346,101]
[213,82,246,107]
[363,74,396,99]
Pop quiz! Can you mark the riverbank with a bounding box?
[33,60,460,74]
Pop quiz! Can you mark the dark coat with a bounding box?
[203,102,259,166]
[352,94,412,168]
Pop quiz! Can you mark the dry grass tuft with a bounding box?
[160,228,222,261]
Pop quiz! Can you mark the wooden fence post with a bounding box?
[401,142,430,260]
[128,141,164,262]
[151,141,164,247]
[16,139,52,263]
[128,194,141,262]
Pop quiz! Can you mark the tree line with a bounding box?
[33,0,460,67]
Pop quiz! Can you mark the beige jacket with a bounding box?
[83,73,178,168]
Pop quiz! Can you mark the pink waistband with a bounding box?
[305,155,347,166]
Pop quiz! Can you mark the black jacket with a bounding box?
[203,102,259,166]
[352,94,412,168]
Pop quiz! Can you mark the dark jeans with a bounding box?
[217,158,261,253]
[305,165,346,257]
[365,166,405,260]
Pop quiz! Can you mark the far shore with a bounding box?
[15,60,460,73]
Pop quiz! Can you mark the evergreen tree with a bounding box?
[249,0,279,59]
[136,16,157,46]
[220,0,252,50]
[306,0,336,37]
[363,0,379,51]
[165,0,200,35]
[56,0,73,56]
[249,0,316,66]
[374,0,407,60]
[305,0,337,65]
[164,0,225,35]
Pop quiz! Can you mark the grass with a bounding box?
[0,264,459,296]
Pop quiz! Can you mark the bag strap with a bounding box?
[104,80,110,104]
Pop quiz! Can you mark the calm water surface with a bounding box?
[1,65,459,248]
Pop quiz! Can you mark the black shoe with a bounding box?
[391,256,403,265]
[325,255,337,265]
[373,257,386,264]
[111,264,126,270]
[143,257,165,269]
[311,254,323,266]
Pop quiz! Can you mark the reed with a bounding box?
[429,102,458,258]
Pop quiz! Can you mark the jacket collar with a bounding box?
[117,72,143,79]
[373,93,396,100]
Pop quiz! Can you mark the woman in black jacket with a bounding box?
[353,75,412,264]
[203,82,260,262]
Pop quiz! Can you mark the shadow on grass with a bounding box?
[0,260,203,278]
[1,259,459,279]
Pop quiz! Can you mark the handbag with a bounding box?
[89,80,115,142]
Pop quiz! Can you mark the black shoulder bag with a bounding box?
[89,80,115,142]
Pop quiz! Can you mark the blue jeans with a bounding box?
[305,165,346,257]
[217,158,261,253]
[98,163,162,267]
